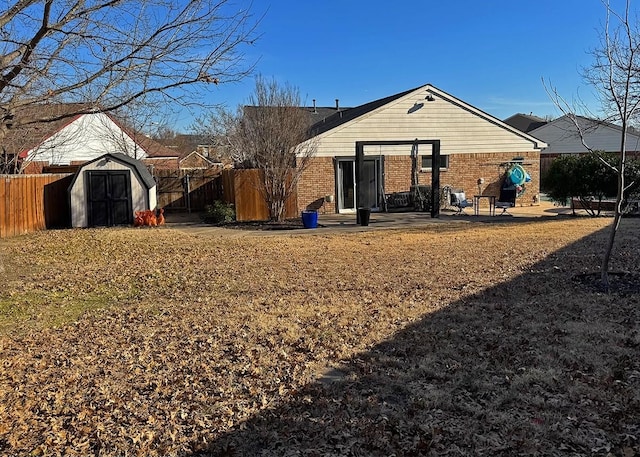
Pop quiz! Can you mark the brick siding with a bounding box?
[297,151,541,212]
[297,157,336,212]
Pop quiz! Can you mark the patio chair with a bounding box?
[450,190,473,215]
[496,187,517,215]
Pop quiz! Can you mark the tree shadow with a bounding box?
[195,224,640,456]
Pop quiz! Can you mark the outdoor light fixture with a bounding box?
[425,94,435,101]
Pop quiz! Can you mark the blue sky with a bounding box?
[179,0,619,128]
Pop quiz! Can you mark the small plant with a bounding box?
[202,201,235,224]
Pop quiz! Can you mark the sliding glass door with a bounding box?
[336,158,381,212]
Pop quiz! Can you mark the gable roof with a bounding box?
[309,87,418,136]
[303,105,352,127]
[4,103,90,155]
[503,113,548,133]
[103,116,179,159]
[154,134,209,158]
[529,114,640,153]
[68,152,156,193]
[179,150,219,169]
[305,84,547,149]
[3,103,177,159]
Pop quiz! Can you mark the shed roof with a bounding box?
[68,153,156,193]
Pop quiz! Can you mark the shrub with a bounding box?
[202,201,235,224]
[542,152,640,215]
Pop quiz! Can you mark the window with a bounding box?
[421,154,449,170]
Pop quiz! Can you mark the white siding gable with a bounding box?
[26,112,149,164]
[309,85,547,157]
[530,116,640,154]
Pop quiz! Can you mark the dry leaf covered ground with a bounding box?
[0,217,638,456]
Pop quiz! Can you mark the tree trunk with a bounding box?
[601,131,627,290]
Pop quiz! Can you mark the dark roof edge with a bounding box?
[308,85,425,137]
[67,153,156,195]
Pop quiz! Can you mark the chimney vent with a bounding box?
[335,99,339,111]
[313,99,317,113]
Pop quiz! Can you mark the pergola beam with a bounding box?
[355,139,441,219]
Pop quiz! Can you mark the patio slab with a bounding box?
[164,201,580,236]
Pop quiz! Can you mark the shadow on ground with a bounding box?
[197,224,640,456]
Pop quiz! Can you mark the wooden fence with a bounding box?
[0,174,73,238]
[222,169,298,221]
[153,168,223,211]
[540,156,555,189]
[0,168,297,238]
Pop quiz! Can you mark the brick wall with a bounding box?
[22,161,47,174]
[297,151,541,213]
[143,158,180,171]
[429,151,541,207]
[297,157,336,212]
[384,156,413,193]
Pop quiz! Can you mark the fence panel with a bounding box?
[1,174,72,238]
[153,168,222,211]
[222,169,236,205]
[225,169,298,222]
[540,156,555,189]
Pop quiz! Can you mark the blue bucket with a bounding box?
[301,210,318,229]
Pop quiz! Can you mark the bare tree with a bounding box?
[0,0,259,171]
[546,0,640,290]
[94,102,173,161]
[207,76,317,221]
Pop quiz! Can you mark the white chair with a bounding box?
[450,191,473,215]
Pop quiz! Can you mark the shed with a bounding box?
[68,153,157,227]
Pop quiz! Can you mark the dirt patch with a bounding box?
[0,218,639,456]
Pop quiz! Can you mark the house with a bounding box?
[2,104,180,173]
[68,153,157,227]
[296,84,548,213]
[528,114,640,155]
[155,134,226,170]
[526,115,640,184]
[503,113,548,133]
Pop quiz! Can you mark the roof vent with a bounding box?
[335,99,339,111]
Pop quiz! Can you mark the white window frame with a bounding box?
[420,154,449,171]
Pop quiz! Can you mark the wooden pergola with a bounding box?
[355,139,442,220]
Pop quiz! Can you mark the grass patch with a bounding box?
[0,218,638,456]
[0,291,115,334]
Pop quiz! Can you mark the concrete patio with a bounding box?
[164,201,588,236]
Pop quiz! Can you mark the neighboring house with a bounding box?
[179,150,220,170]
[527,115,640,185]
[2,104,180,173]
[297,84,547,213]
[503,113,548,133]
[528,114,640,155]
[155,134,227,170]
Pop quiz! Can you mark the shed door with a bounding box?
[87,171,132,227]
